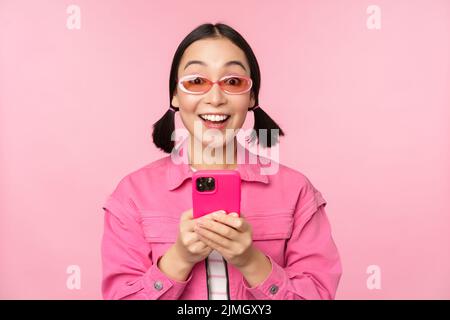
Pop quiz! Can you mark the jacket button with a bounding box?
[269,284,279,295]
[154,281,163,291]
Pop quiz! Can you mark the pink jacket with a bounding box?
[101,144,342,300]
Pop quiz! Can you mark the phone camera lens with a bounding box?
[196,178,205,191]
[196,177,215,192]
[207,178,215,190]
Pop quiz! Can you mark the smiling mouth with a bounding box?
[198,114,231,124]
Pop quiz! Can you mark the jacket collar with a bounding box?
[166,137,270,191]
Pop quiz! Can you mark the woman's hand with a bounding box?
[158,209,224,282]
[193,211,256,269]
[173,208,220,266]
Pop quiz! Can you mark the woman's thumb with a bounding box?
[181,208,193,221]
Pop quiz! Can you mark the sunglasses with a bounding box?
[177,74,253,95]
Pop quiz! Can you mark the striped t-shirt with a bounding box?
[190,166,230,300]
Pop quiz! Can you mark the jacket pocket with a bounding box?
[140,215,179,243]
[246,211,294,240]
[245,210,294,267]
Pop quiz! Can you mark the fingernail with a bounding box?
[230,212,239,217]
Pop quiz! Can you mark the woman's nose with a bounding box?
[204,82,227,106]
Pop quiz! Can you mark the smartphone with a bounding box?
[192,170,241,219]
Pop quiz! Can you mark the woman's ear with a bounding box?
[171,90,179,108]
[249,92,255,109]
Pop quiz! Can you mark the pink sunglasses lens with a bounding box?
[180,76,252,94]
[180,77,211,93]
[220,77,252,93]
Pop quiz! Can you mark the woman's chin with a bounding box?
[201,140,227,149]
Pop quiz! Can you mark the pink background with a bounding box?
[1,0,449,299]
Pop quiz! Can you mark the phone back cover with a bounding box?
[192,170,241,218]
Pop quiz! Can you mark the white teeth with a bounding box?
[200,114,229,122]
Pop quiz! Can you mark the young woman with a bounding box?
[101,23,342,300]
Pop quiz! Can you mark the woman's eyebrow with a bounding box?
[183,60,247,72]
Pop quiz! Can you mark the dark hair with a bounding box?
[152,22,285,153]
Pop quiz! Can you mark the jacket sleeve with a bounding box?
[101,195,193,299]
[242,181,343,300]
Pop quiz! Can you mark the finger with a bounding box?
[199,212,220,222]
[209,209,227,216]
[197,210,227,220]
[194,224,233,249]
[180,209,193,221]
[211,212,247,232]
[190,240,208,253]
[196,233,223,252]
[184,212,217,231]
[194,240,209,251]
[184,231,199,246]
[196,219,239,240]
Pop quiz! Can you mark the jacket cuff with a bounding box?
[241,254,287,300]
[142,255,194,299]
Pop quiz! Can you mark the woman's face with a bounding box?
[171,37,255,149]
